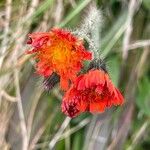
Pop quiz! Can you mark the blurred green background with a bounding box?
[0,0,150,150]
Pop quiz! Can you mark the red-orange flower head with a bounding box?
[61,59,124,118]
[26,28,92,90]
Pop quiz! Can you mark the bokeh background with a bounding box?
[0,0,150,150]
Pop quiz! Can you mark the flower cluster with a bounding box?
[27,28,92,90]
[62,69,123,117]
[26,28,124,118]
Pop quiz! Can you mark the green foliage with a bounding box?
[143,0,150,10]
[136,77,150,116]
[31,0,54,19]
[58,0,91,27]
[0,0,149,150]
[101,11,127,57]
[72,131,84,150]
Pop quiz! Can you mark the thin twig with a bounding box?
[122,0,141,60]
[49,117,71,149]
[136,46,150,78]
[0,0,12,68]
[127,120,149,150]
[128,39,150,50]
[107,104,134,150]
[83,116,98,150]
[34,118,90,149]
[1,90,17,102]
[13,12,29,148]
[29,107,58,150]
[27,87,43,143]
[14,69,29,150]
[24,0,39,20]
[0,101,12,149]
[59,118,90,140]
[133,121,149,142]
[53,0,64,24]
[0,0,12,107]
[86,119,104,150]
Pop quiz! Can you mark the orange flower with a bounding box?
[61,65,124,118]
[26,28,92,90]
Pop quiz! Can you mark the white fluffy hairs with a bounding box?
[75,4,103,59]
[80,4,102,36]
